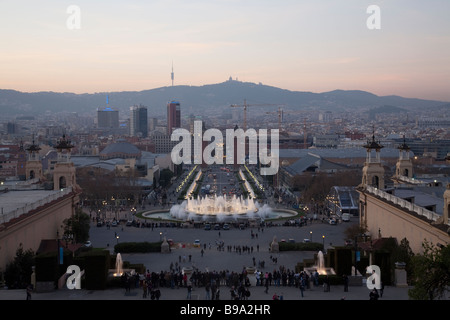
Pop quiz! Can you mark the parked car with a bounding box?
[222,224,230,230]
[83,241,92,248]
[328,218,337,225]
[204,224,211,230]
[342,213,351,222]
[193,239,201,247]
[214,224,221,230]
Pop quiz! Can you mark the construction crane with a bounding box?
[265,107,283,132]
[230,99,281,131]
[266,109,311,148]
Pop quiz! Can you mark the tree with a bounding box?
[408,241,450,300]
[4,244,35,289]
[391,238,414,283]
[344,224,368,242]
[293,170,361,204]
[62,207,90,244]
[159,168,174,188]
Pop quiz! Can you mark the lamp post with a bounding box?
[56,230,62,284]
[354,235,358,276]
[310,231,312,242]
[322,235,325,250]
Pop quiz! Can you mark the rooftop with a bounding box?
[100,142,140,156]
[0,188,72,224]
[279,147,408,159]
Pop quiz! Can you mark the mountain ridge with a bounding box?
[1,80,448,117]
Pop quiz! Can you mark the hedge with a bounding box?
[35,249,74,282]
[78,250,110,290]
[279,242,324,252]
[114,241,163,253]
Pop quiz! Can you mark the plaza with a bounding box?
[0,219,411,301]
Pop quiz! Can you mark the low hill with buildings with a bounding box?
[1,80,448,117]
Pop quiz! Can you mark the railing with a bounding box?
[396,175,427,185]
[1,187,73,225]
[0,178,41,190]
[366,185,441,222]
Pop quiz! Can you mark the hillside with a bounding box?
[0,80,448,117]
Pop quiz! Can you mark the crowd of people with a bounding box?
[119,264,325,300]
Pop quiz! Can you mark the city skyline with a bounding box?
[1,1,450,101]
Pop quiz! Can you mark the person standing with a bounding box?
[205,283,211,300]
[215,286,220,300]
[323,275,330,292]
[343,274,349,292]
[186,284,192,300]
[142,280,148,298]
[369,288,379,300]
[264,277,269,294]
[299,276,305,298]
[26,284,33,300]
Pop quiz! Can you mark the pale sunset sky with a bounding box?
[1,0,449,101]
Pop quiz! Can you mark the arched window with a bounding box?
[371,175,380,188]
[59,176,67,189]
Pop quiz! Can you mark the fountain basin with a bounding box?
[303,251,336,276]
[142,195,298,223]
[107,269,136,278]
[107,253,135,278]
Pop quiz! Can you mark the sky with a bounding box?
[1,0,449,101]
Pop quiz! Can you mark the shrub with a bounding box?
[114,241,162,253]
[279,242,324,252]
[78,250,110,290]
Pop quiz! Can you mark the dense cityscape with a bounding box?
[1,80,449,303]
[0,1,449,308]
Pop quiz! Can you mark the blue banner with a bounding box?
[59,247,64,265]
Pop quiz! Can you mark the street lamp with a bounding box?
[116,235,119,244]
[159,232,162,242]
[310,231,312,242]
[322,235,325,249]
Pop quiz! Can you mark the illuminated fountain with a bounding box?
[108,253,135,279]
[304,251,336,276]
[168,194,275,222]
[186,194,256,215]
[114,253,123,277]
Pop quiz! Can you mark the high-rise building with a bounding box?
[149,117,158,131]
[167,101,181,135]
[97,107,119,129]
[130,104,148,137]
